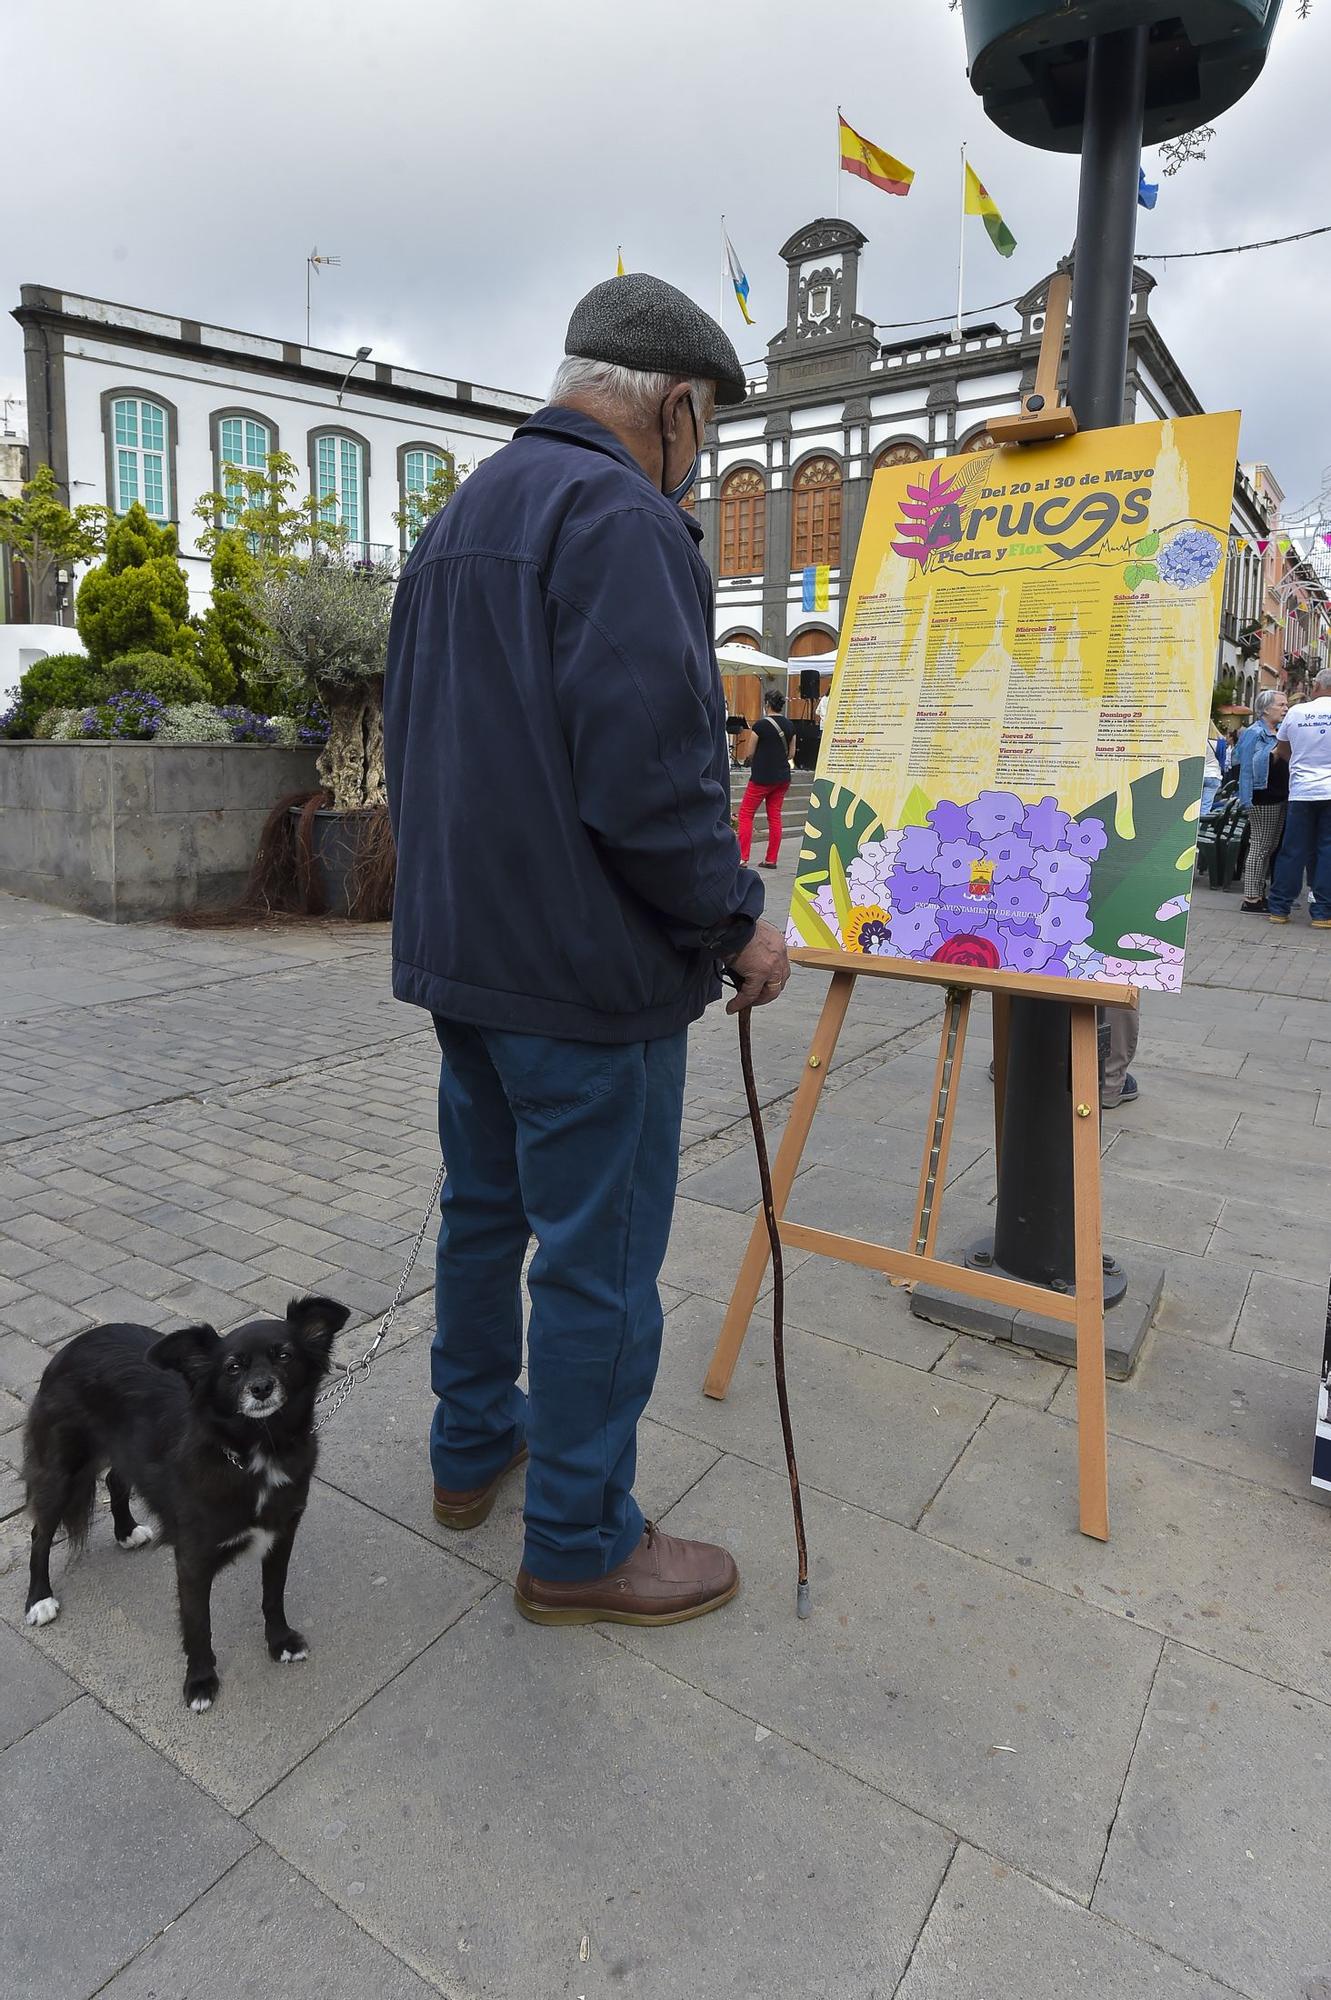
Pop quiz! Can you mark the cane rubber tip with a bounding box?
[796,1581,811,1619]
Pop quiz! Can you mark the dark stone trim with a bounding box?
[99,383,181,524]
[11,296,536,430]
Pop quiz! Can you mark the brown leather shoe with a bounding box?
[432,1445,528,1529]
[514,1522,739,1626]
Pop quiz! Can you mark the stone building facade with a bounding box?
[693,216,1203,663]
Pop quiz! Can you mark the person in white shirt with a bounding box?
[1268,667,1331,927]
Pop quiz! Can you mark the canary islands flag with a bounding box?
[838,113,914,198]
[963,161,1016,258]
[724,232,754,326]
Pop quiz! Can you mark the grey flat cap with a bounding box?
[565,272,748,406]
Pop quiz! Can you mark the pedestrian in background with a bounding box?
[737,689,796,870]
[1237,688,1289,912]
[1269,666,1331,928]
[1201,734,1223,818]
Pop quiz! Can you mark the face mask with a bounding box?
[661,393,700,505]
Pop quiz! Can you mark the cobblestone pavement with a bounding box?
[2,874,1329,1999]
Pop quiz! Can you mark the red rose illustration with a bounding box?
[931,934,1001,969]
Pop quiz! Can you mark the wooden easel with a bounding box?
[704,951,1138,1541]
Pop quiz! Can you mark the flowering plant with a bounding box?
[74,690,165,740]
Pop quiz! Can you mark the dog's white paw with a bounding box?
[189,1694,213,1712]
[117,1525,154,1550]
[278,1646,308,1663]
[25,1597,60,1627]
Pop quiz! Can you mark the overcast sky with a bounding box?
[4,1,1328,513]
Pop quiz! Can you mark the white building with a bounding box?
[13,285,540,620]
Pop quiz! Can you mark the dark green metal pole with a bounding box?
[984,25,1148,1294]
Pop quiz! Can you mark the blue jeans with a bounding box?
[430,1019,687,1581]
[1268,799,1331,920]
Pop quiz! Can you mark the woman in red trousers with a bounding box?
[738,690,796,869]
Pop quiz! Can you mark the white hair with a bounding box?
[1253,688,1283,719]
[1314,665,1331,693]
[550,356,711,429]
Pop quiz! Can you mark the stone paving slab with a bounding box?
[1049,1329,1317,1500]
[250,1588,955,2000]
[1094,1645,1331,2000]
[312,1332,721,1584]
[896,1843,1235,2000]
[647,1292,993,1528]
[1232,1270,1328,1370]
[98,1843,440,1999]
[622,1454,1162,1901]
[923,1400,1331,1705]
[0,1697,252,2000]
[0,1616,78,1753]
[780,1253,959,1368]
[3,1480,489,1814]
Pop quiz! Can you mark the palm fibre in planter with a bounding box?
[292,799,395,920]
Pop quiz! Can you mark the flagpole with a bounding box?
[834,107,842,217]
[720,213,727,324]
[955,144,967,342]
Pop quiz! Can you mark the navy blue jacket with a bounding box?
[383,405,763,1042]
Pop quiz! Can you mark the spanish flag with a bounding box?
[963,162,1016,258]
[838,113,914,198]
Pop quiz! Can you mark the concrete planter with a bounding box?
[0,742,322,921]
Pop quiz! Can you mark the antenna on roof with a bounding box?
[306,248,342,345]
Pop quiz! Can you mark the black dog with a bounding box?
[22,1295,350,1711]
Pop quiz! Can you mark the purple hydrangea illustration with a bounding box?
[876,789,1107,976]
[1157,528,1222,589]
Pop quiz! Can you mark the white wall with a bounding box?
[60,332,527,607]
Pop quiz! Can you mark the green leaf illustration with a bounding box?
[899,784,934,828]
[789,884,841,950]
[1134,530,1161,557]
[1123,562,1143,590]
[1139,561,1159,582]
[1078,757,1203,958]
[828,847,854,932]
[794,781,885,894]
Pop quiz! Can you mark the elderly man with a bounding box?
[383,274,789,1627]
[1268,666,1331,928]
[1236,688,1289,913]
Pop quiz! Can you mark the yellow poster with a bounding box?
[789,413,1240,992]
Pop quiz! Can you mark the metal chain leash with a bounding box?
[312,1161,447,1434]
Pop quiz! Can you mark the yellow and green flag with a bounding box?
[963,162,1016,258]
[615,247,625,276]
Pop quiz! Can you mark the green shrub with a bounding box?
[99,650,209,705]
[155,703,232,744]
[75,504,191,665]
[4,651,102,736]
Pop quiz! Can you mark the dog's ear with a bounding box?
[148,1324,220,1382]
[286,1295,351,1358]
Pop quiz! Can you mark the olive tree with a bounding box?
[253,555,397,810]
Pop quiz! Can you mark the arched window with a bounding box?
[791,457,842,569]
[721,632,760,649]
[400,445,446,549]
[961,428,996,453]
[874,441,925,471]
[111,396,170,519]
[719,468,766,577]
[216,413,272,526]
[311,430,368,546]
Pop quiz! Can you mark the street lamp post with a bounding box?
[956,0,1286,1322]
